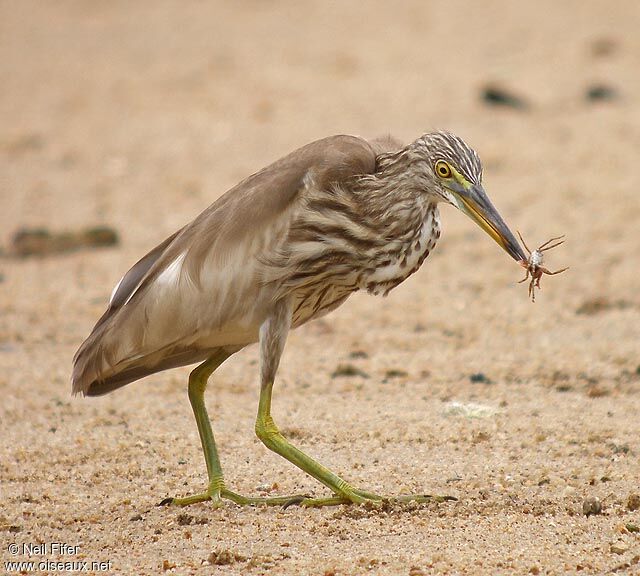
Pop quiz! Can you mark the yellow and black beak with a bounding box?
[454,184,526,262]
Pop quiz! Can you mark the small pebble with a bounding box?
[385,369,408,379]
[627,493,640,511]
[331,364,369,378]
[590,37,617,58]
[443,401,498,419]
[585,84,619,102]
[349,350,369,359]
[610,542,629,555]
[587,385,609,398]
[583,496,602,516]
[256,482,278,493]
[208,550,245,565]
[481,85,528,110]
[469,372,492,384]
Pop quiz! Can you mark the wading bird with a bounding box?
[73,132,526,507]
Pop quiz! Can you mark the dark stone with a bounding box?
[585,84,619,102]
[331,364,369,378]
[480,85,528,110]
[469,372,492,384]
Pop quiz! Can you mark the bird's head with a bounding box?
[412,131,526,262]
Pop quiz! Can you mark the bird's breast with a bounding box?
[361,205,440,296]
[290,283,355,328]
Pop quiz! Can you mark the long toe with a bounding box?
[390,493,458,504]
[164,491,224,507]
[288,489,457,508]
[161,486,457,509]
[220,488,314,507]
[343,487,457,506]
[286,486,384,508]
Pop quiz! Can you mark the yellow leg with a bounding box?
[254,378,454,508]
[164,298,456,509]
[253,300,456,508]
[162,350,310,507]
[255,378,379,506]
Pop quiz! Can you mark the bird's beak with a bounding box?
[452,184,526,262]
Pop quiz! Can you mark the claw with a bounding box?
[282,496,308,509]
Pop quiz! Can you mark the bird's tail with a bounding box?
[72,320,211,396]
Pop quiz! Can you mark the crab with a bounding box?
[517,232,568,302]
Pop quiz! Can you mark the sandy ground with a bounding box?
[2,1,640,574]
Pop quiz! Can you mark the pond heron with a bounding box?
[73,132,525,507]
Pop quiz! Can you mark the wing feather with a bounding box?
[72,135,377,395]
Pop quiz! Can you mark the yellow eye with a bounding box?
[435,160,452,178]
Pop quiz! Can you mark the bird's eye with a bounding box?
[435,161,452,178]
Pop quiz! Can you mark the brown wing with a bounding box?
[72,135,378,396]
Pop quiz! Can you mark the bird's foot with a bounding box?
[160,482,456,509]
[284,486,457,509]
[161,491,222,507]
[159,480,225,507]
[159,484,313,508]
